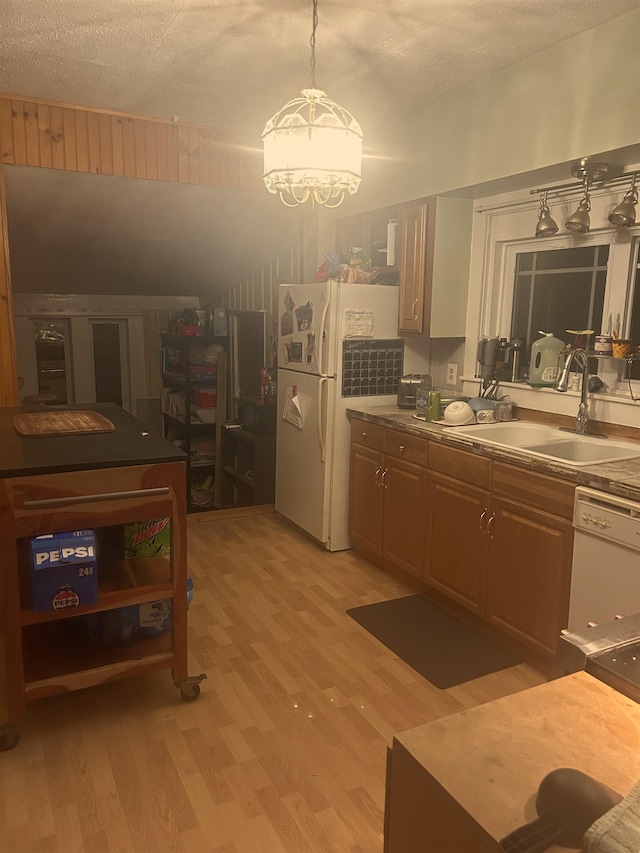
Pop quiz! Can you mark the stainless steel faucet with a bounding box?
[555,348,590,434]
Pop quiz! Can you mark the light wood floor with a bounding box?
[0,511,546,852]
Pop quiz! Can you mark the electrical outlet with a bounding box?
[446,363,458,385]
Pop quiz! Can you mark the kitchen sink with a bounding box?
[447,422,640,467]
[451,422,561,446]
[519,438,640,465]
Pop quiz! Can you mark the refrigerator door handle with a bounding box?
[317,376,329,463]
[317,283,331,376]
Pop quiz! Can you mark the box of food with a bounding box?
[31,529,98,612]
[123,518,171,559]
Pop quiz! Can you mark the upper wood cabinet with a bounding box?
[398,196,473,338]
[336,195,473,339]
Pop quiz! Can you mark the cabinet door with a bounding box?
[425,473,490,615]
[382,457,428,577]
[349,444,384,555]
[398,201,427,334]
[486,496,573,657]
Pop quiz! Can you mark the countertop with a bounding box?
[0,404,186,478]
[347,405,640,503]
[391,671,640,852]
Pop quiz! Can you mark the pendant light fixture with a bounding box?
[528,159,640,236]
[565,161,606,233]
[535,190,559,237]
[608,174,638,227]
[262,0,363,208]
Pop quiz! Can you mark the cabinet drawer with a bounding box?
[351,418,385,452]
[492,462,575,520]
[7,463,184,537]
[384,429,428,466]
[428,442,491,490]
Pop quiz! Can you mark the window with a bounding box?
[511,245,608,358]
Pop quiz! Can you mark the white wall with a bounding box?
[351,9,640,211]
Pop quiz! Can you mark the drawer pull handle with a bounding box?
[381,468,388,490]
[412,298,419,321]
[23,487,170,509]
[479,508,488,532]
[399,445,405,453]
[375,466,383,487]
[361,432,367,440]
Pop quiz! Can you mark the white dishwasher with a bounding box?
[569,486,640,632]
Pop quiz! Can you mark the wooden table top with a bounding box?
[393,672,640,851]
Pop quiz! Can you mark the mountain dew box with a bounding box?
[31,530,98,612]
[124,518,171,558]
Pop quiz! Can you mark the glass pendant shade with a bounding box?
[565,197,591,233]
[608,184,638,227]
[262,88,363,208]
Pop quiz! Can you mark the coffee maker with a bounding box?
[477,337,498,383]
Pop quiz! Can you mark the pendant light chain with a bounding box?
[309,0,318,89]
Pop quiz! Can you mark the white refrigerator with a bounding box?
[275,280,427,551]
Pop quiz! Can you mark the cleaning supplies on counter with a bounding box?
[529,331,565,387]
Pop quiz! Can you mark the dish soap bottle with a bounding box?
[529,331,565,387]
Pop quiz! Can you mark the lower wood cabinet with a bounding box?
[425,472,489,616]
[349,442,384,555]
[349,420,428,577]
[349,424,576,659]
[486,495,573,656]
[382,456,427,577]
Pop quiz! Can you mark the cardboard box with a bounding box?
[123,518,171,559]
[191,388,217,408]
[31,529,98,612]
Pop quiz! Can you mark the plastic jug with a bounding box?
[529,331,565,387]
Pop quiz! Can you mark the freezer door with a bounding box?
[278,282,335,376]
[275,370,335,545]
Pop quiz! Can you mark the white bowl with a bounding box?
[443,400,476,425]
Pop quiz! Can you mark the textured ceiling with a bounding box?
[1,0,638,298]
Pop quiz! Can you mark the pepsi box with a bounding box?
[31,529,98,612]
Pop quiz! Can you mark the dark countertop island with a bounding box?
[0,403,186,478]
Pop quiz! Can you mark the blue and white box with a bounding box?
[31,529,98,612]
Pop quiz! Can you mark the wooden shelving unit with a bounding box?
[0,459,204,750]
[220,424,276,508]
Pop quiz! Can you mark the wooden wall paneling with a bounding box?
[145,121,159,181]
[133,119,147,179]
[24,102,41,166]
[49,106,65,169]
[74,109,90,172]
[0,162,18,407]
[36,104,53,169]
[0,99,14,162]
[62,108,78,169]
[2,93,264,189]
[87,111,102,174]
[10,101,27,164]
[98,113,114,175]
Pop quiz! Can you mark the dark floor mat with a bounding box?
[346,594,522,689]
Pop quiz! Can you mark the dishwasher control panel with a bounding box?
[574,486,640,551]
